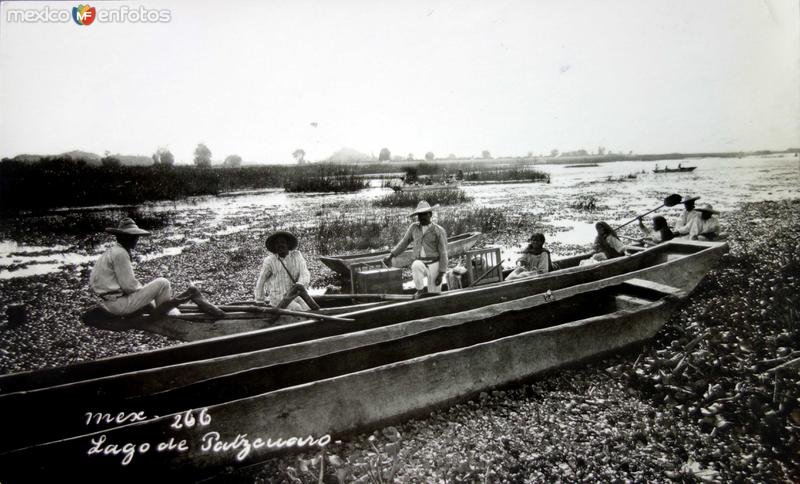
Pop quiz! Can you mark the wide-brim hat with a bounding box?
[695,203,719,215]
[410,201,439,216]
[265,231,298,252]
[682,196,701,204]
[105,218,150,236]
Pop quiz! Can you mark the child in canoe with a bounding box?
[506,233,552,280]
[637,215,675,246]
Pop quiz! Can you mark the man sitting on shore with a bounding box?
[383,201,448,298]
[89,218,196,317]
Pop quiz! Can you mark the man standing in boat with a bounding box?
[254,231,320,310]
[674,196,701,236]
[383,201,449,298]
[89,218,196,317]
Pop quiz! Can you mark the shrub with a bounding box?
[374,189,472,208]
[570,196,598,211]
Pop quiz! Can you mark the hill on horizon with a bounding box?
[324,147,376,163]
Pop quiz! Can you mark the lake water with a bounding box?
[1,155,797,279]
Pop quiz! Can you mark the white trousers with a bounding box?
[102,278,172,316]
[411,260,442,293]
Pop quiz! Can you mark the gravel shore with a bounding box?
[1,199,797,482]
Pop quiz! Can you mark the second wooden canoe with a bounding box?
[319,231,482,276]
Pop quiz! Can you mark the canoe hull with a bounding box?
[0,279,682,483]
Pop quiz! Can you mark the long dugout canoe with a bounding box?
[0,278,686,482]
[319,231,482,276]
[0,240,727,397]
[0,275,679,451]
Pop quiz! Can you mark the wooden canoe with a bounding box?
[0,278,687,482]
[0,240,727,398]
[0,242,727,453]
[653,166,697,173]
[319,231,482,276]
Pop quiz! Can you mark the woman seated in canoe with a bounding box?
[636,215,675,246]
[506,233,551,281]
[582,221,625,265]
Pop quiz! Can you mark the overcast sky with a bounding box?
[1,0,798,163]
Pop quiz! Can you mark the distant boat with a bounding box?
[392,181,461,192]
[653,166,696,173]
[565,163,599,168]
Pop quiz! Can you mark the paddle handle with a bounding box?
[262,307,354,322]
[614,203,665,231]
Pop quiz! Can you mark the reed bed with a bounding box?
[463,167,550,183]
[374,189,472,208]
[282,164,369,193]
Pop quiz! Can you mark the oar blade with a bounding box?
[664,194,683,207]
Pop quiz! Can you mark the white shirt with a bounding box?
[89,242,142,295]
[689,217,720,238]
[254,251,311,306]
[675,209,700,235]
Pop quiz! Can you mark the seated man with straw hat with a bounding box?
[254,231,320,311]
[383,201,448,298]
[689,203,721,241]
[674,196,701,236]
[89,218,195,317]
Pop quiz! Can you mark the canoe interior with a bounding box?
[319,231,481,275]
[0,240,726,395]
[0,279,677,453]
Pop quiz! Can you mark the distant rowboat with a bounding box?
[653,166,696,173]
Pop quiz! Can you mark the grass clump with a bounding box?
[570,196,599,211]
[374,189,472,208]
[464,167,550,183]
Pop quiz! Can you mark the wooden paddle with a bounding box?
[614,194,683,231]
[176,304,354,323]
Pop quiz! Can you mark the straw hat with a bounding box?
[410,201,439,216]
[682,196,701,204]
[695,203,719,215]
[265,230,298,252]
[104,218,151,236]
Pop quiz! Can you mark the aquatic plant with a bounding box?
[463,167,550,183]
[374,189,472,208]
[570,196,599,211]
